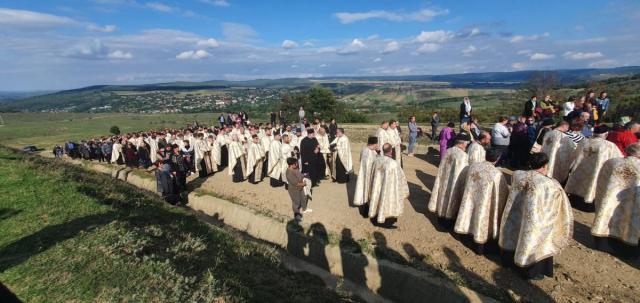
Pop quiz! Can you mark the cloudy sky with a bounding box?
[1,0,639,90]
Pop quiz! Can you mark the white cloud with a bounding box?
[373,57,382,62]
[415,30,454,43]
[589,59,618,68]
[0,8,76,29]
[338,38,365,54]
[176,50,210,60]
[462,45,476,57]
[517,49,532,55]
[319,63,328,68]
[563,51,604,60]
[530,52,554,60]
[512,62,527,70]
[303,41,314,47]
[199,0,230,7]
[221,22,258,41]
[510,32,550,43]
[107,50,133,59]
[469,28,481,37]
[197,38,220,48]
[334,9,448,24]
[64,39,130,60]
[317,47,337,54]
[416,43,441,53]
[146,2,174,12]
[65,39,109,59]
[382,40,400,54]
[88,24,117,33]
[282,39,298,49]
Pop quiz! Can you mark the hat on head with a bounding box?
[456,133,471,142]
[593,124,610,134]
[542,118,555,127]
[367,136,378,145]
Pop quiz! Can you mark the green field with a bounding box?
[0,147,355,302]
[0,113,221,149]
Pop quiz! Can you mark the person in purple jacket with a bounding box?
[439,122,456,160]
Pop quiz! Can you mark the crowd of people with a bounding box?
[423,91,639,280]
[56,88,639,282]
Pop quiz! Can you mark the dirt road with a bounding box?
[194,142,639,302]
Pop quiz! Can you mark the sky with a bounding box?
[1,0,639,91]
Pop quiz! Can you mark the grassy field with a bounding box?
[0,113,222,149]
[0,147,356,302]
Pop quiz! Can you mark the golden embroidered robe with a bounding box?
[592,157,640,245]
[353,147,379,206]
[454,161,509,244]
[467,142,486,165]
[368,155,409,223]
[499,170,573,267]
[565,138,622,203]
[246,141,264,182]
[428,146,469,219]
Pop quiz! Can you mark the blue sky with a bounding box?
[1,0,639,90]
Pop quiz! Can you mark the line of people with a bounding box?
[429,122,639,280]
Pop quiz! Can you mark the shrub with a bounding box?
[110,125,121,135]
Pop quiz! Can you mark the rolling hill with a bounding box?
[1,66,639,113]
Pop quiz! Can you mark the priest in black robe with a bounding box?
[300,128,322,186]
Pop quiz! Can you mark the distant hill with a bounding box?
[314,66,640,84]
[2,66,639,113]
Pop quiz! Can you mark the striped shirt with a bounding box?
[564,130,585,144]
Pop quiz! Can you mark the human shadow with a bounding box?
[0,282,22,303]
[285,220,306,259]
[373,232,408,301]
[0,211,118,272]
[572,220,596,249]
[0,208,22,221]
[307,223,330,271]
[415,170,436,190]
[406,181,428,215]
[442,247,555,303]
[574,219,640,270]
[415,147,441,167]
[339,228,368,287]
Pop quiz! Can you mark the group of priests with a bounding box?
[429,124,639,280]
[183,122,355,191]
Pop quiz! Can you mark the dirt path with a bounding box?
[194,142,639,302]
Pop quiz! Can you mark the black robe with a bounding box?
[300,137,321,185]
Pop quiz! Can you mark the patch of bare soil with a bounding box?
[182,142,638,302]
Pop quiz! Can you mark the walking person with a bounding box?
[218,114,225,128]
[459,97,472,125]
[431,111,440,142]
[286,157,311,223]
[298,106,305,123]
[438,122,455,160]
[407,116,418,156]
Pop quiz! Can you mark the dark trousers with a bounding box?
[492,145,509,166]
[501,251,554,279]
[431,125,438,141]
[594,236,640,258]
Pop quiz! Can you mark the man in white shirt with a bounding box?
[491,117,511,165]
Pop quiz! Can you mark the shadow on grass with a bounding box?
[0,209,22,221]
[0,212,118,272]
[0,281,22,303]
